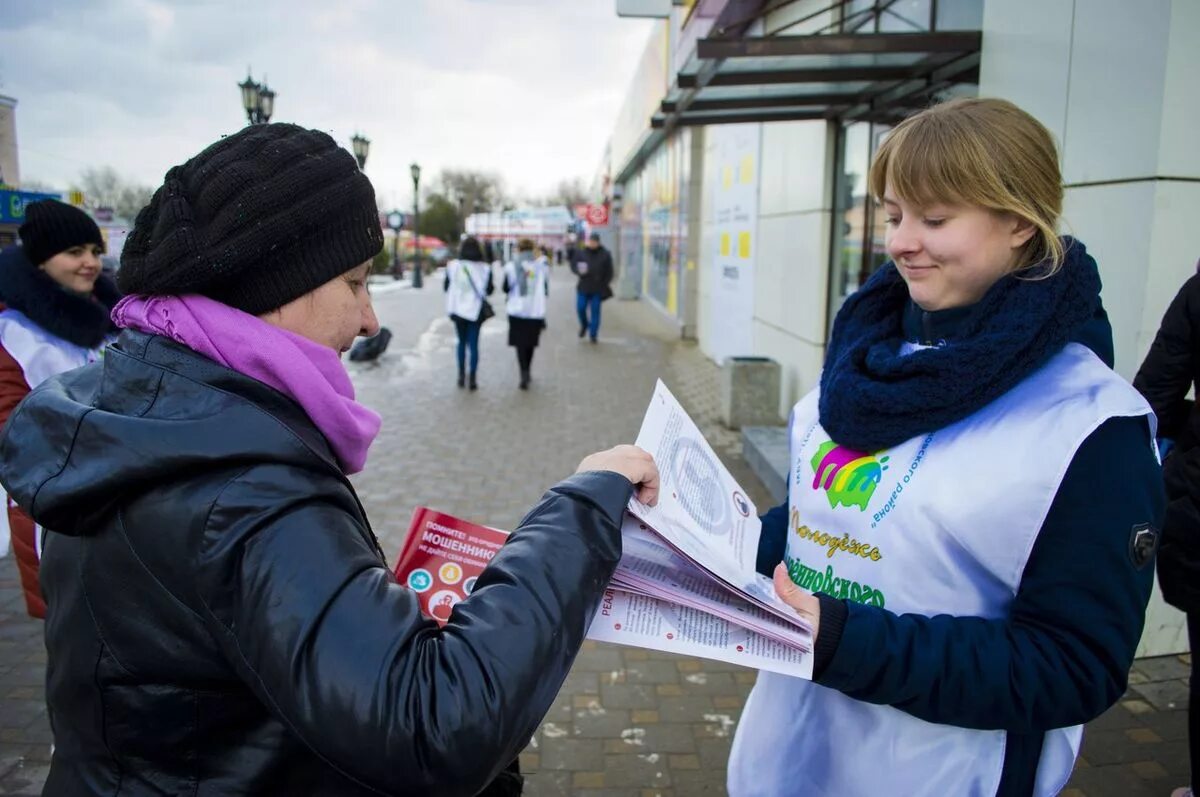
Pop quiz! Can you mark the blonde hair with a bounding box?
[868,98,1065,273]
[517,238,535,252]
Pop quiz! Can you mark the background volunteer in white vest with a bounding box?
[502,238,549,390]
[443,235,494,390]
[730,98,1165,797]
[0,199,120,618]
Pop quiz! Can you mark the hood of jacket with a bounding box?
[0,329,342,534]
[0,244,120,348]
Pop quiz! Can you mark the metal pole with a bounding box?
[412,174,423,288]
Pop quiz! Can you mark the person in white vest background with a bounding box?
[443,235,494,391]
[729,98,1165,797]
[0,199,119,618]
[503,238,549,390]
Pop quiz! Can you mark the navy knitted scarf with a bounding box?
[819,237,1102,452]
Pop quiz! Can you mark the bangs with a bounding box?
[868,116,982,210]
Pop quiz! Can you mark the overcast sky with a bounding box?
[0,0,654,208]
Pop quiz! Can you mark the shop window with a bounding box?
[827,121,891,328]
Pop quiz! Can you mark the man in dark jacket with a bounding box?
[570,232,614,343]
[1134,272,1200,797]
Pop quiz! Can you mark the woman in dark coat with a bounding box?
[0,123,659,797]
[1134,272,1200,797]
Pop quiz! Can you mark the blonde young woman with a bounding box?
[731,99,1164,796]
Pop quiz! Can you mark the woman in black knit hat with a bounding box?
[0,123,658,797]
[0,199,120,619]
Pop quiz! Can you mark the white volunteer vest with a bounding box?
[445,260,491,322]
[0,309,110,561]
[504,258,548,320]
[728,343,1155,797]
[0,309,105,389]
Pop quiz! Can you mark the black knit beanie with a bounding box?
[18,200,105,266]
[118,123,384,315]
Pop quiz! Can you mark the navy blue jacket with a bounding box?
[757,302,1163,796]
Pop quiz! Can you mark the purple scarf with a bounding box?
[111,294,381,474]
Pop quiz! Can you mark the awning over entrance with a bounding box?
[653,30,980,130]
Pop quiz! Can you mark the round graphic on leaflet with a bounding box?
[439,562,464,585]
[428,589,461,622]
[407,569,433,593]
[667,437,728,533]
[463,576,478,595]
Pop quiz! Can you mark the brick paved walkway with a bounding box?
[0,267,1192,795]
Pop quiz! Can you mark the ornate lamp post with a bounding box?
[386,210,405,280]
[350,133,370,170]
[410,162,422,289]
[238,72,275,125]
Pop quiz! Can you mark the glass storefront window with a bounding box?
[827,120,891,327]
[878,0,931,32]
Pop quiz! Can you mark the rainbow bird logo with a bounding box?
[810,441,889,510]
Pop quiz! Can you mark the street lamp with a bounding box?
[238,71,275,125]
[350,133,370,170]
[386,210,405,280]
[410,162,422,289]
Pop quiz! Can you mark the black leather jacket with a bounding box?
[0,330,630,796]
[569,246,613,297]
[1135,273,1200,614]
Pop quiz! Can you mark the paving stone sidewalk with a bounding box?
[0,267,1192,795]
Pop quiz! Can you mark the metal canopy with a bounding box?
[660,30,981,130]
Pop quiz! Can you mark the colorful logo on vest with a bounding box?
[810,441,889,510]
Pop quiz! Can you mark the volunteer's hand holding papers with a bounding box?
[773,562,820,642]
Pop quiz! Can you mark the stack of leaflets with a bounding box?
[392,380,812,678]
[587,380,812,678]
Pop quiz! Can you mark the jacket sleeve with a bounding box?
[1133,274,1200,439]
[814,416,1163,732]
[755,499,789,577]
[195,468,632,797]
[0,343,31,430]
[602,251,615,285]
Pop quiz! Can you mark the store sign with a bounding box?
[616,0,671,17]
[707,123,760,366]
[583,203,610,227]
[0,189,62,225]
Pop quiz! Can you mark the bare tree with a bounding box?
[431,169,510,216]
[74,166,154,220]
[538,177,589,209]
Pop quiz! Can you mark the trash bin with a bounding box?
[720,356,782,430]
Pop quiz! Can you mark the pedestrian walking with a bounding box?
[570,231,613,343]
[0,123,660,797]
[729,98,1164,797]
[0,199,119,618]
[503,238,549,390]
[444,235,494,390]
[1133,272,1200,797]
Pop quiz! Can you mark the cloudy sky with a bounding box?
[0,0,654,208]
